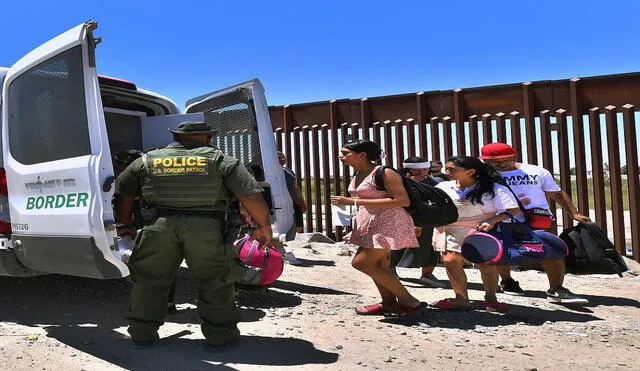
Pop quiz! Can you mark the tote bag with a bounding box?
[462,213,565,266]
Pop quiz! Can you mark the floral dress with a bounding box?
[344,167,418,250]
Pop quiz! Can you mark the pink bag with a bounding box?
[235,235,284,286]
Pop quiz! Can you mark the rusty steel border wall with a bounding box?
[268,72,640,262]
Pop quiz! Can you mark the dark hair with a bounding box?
[344,140,382,163]
[446,156,504,205]
[404,156,430,164]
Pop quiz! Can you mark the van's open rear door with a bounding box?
[1,21,129,278]
[185,80,294,239]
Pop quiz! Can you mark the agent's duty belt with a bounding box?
[156,208,227,219]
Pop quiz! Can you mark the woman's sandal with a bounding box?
[384,302,428,318]
[355,303,387,315]
[477,300,509,312]
[431,298,472,310]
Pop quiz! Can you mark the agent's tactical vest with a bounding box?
[141,145,237,211]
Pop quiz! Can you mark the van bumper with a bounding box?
[11,234,125,279]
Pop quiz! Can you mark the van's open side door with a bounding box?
[1,21,129,278]
[185,80,294,239]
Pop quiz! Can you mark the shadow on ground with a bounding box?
[400,277,450,289]
[380,302,603,329]
[272,280,357,296]
[0,269,337,370]
[399,277,640,311]
[291,258,336,267]
[524,290,640,308]
[42,325,338,370]
[235,288,302,309]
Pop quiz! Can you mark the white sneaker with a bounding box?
[546,286,589,305]
[283,251,304,266]
[419,274,446,288]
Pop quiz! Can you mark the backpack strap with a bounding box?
[497,211,522,224]
[567,225,582,250]
[500,181,530,224]
[373,165,398,191]
[500,180,524,212]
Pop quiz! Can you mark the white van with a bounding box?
[0,21,293,279]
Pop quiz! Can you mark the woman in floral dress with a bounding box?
[330,140,426,317]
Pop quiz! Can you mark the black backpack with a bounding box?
[560,222,628,277]
[374,166,458,227]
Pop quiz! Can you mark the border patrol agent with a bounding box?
[115,121,272,347]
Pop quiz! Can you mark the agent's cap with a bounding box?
[168,121,217,135]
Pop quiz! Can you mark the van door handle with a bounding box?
[103,175,116,192]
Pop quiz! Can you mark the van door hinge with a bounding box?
[85,20,100,67]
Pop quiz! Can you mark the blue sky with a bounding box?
[2,0,639,108]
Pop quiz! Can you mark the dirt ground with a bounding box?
[1,233,639,371]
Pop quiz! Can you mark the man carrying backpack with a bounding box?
[479,142,590,305]
[390,157,446,287]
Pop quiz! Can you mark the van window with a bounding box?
[7,46,91,165]
[198,89,263,167]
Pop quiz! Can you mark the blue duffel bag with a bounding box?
[532,230,569,261]
[461,214,567,266]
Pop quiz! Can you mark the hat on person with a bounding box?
[479,142,517,160]
[168,121,217,135]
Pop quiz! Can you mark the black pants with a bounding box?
[390,227,438,268]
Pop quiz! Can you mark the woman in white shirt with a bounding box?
[432,156,521,311]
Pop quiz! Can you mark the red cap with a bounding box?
[479,143,517,159]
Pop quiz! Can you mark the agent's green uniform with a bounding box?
[116,127,262,345]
